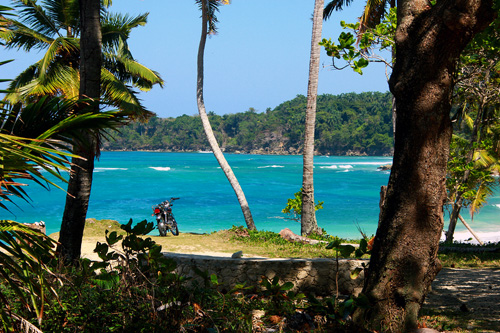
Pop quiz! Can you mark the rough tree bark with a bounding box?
[301,0,324,236]
[58,0,101,261]
[196,0,256,230]
[352,0,495,331]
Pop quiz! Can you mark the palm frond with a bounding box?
[14,65,80,100]
[1,18,53,51]
[101,68,153,121]
[473,149,498,169]
[469,181,493,219]
[38,36,80,80]
[323,0,355,20]
[13,0,61,38]
[0,219,59,329]
[104,52,164,90]
[360,0,387,31]
[6,62,39,93]
[43,0,80,35]
[196,0,223,34]
[101,12,148,53]
[463,109,475,130]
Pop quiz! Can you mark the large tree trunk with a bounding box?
[196,0,256,230]
[353,0,494,331]
[301,0,324,236]
[58,0,101,261]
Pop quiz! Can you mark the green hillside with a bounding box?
[103,91,394,156]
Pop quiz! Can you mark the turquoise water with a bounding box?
[4,152,500,239]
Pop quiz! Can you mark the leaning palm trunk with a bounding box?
[301,0,324,236]
[196,0,256,230]
[58,0,102,260]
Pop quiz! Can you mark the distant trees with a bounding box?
[104,92,394,155]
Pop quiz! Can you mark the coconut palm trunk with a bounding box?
[58,0,101,261]
[196,0,256,230]
[301,0,324,236]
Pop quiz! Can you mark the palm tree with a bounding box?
[0,50,124,328]
[301,0,324,236]
[445,27,500,243]
[1,0,163,260]
[0,98,123,329]
[1,0,163,119]
[324,0,394,32]
[195,0,256,230]
[58,0,102,261]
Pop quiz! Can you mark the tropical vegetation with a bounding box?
[0,53,124,329]
[103,91,394,155]
[1,0,499,332]
[1,0,163,119]
[1,0,164,260]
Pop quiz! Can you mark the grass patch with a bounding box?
[438,252,500,268]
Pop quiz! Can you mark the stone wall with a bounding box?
[165,253,367,296]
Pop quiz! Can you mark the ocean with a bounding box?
[4,152,500,242]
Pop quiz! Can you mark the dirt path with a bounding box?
[423,268,500,332]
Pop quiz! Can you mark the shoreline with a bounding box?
[100,148,394,157]
[442,230,500,245]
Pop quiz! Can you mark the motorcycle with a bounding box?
[152,197,180,236]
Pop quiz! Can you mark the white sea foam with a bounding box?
[258,165,284,168]
[95,167,128,172]
[320,165,338,169]
[348,161,392,165]
[149,167,171,171]
[495,204,500,209]
[339,165,353,169]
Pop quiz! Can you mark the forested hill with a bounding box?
[103,91,394,156]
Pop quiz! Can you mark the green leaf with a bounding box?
[339,244,356,257]
[326,238,342,249]
[350,267,363,279]
[210,273,219,285]
[280,282,294,291]
[105,231,122,246]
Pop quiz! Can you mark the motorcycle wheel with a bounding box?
[169,217,179,236]
[158,217,167,237]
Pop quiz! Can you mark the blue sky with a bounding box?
[1,0,391,118]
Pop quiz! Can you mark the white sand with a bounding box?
[441,230,500,244]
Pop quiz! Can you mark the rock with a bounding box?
[252,309,265,320]
[278,228,323,245]
[414,329,440,333]
[23,221,46,234]
[377,164,392,171]
[231,251,243,258]
[278,228,298,242]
